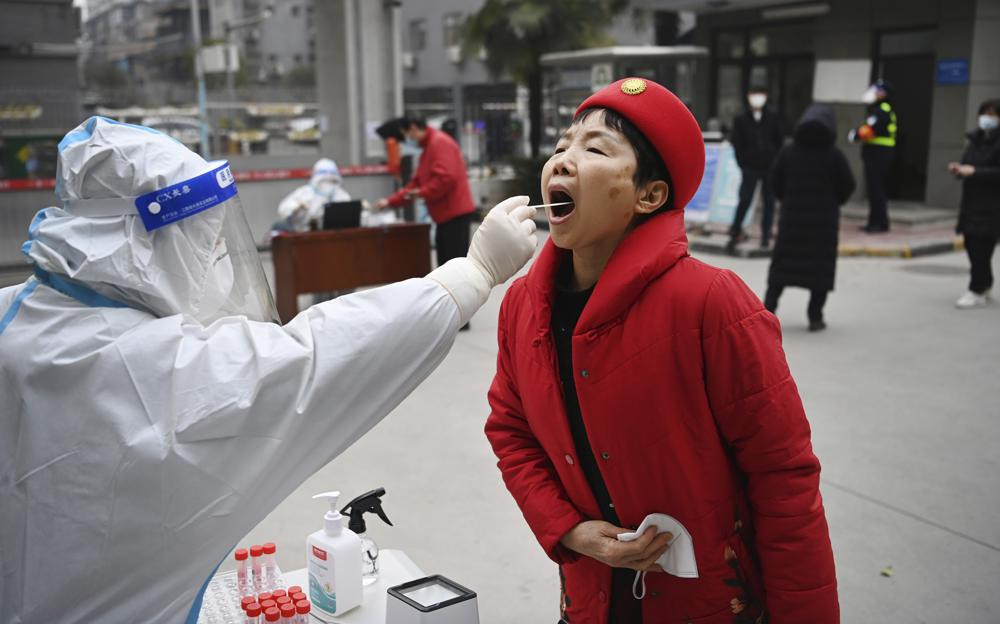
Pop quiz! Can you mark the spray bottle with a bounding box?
[340,487,393,586]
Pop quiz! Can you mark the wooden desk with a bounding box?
[271,223,432,323]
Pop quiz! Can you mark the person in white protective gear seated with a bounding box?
[0,116,538,624]
[273,157,396,234]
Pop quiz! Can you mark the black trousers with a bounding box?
[965,234,998,294]
[764,285,828,322]
[862,145,893,231]
[730,167,775,242]
[435,212,473,268]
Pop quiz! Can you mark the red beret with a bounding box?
[576,77,705,210]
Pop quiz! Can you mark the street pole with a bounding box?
[225,24,236,115]
[189,0,211,159]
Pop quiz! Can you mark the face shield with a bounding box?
[64,161,279,325]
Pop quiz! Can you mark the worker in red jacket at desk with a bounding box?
[376,114,477,270]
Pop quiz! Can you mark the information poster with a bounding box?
[685,143,718,224]
[705,143,750,227]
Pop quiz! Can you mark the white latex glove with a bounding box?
[468,195,538,287]
[427,196,537,326]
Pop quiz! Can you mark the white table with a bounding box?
[283,549,425,623]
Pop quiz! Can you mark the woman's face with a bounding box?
[540,112,642,252]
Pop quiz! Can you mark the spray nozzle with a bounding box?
[340,487,393,534]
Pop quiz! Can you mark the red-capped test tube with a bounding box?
[259,599,277,614]
[294,600,311,624]
[280,603,296,623]
[235,548,251,597]
[286,586,302,596]
[245,602,262,624]
[275,596,291,609]
[262,542,278,590]
[240,596,256,612]
[271,589,287,601]
[249,545,264,591]
[289,592,306,604]
[257,592,273,605]
[264,606,281,623]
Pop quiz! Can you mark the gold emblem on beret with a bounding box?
[620,78,647,95]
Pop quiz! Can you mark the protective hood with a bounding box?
[24,116,278,324]
[311,157,342,185]
[794,103,836,148]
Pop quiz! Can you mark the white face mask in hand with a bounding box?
[617,513,699,599]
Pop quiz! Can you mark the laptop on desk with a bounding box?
[321,200,363,230]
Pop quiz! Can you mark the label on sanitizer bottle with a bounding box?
[308,548,337,615]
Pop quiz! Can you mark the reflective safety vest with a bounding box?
[867,101,897,147]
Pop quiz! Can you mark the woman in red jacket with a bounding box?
[485,78,838,623]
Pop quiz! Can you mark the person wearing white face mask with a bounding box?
[0,116,539,623]
[275,158,366,232]
[726,85,784,253]
[947,98,1000,309]
[849,79,896,233]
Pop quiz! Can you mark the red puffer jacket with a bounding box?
[387,126,475,224]
[485,209,838,623]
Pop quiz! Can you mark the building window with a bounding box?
[294,54,302,65]
[291,5,299,17]
[442,12,463,48]
[409,18,426,51]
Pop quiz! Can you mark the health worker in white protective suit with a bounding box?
[0,116,538,624]
[275,158,395,231]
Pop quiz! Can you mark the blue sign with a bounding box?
[937,58,969,85]
[134,161,237,232]
[685,143,719,222]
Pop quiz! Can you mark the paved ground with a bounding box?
[230,235,999,623]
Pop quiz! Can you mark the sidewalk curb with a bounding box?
[837,237,965,259]
[689,236,964,259]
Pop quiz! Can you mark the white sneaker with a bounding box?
[955,291,989,309]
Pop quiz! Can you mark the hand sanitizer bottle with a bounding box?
[307,491,362,620]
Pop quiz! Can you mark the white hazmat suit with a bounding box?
[275,158,394,231]
[0,117,537,623]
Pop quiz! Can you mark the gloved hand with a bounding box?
[426,196,537,326]
[468,195,537,288]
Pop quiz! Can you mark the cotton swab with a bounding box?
[525,201,573,209]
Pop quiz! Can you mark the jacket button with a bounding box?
[580,369,589,378]
[598,590,607,603]
[564,454,574,465]
[600,451,610,460]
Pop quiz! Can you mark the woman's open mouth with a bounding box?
[548,188,576,223]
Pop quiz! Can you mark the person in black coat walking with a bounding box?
[765,103,856,331]
[727,85,784,251]
[948,98,1000,309]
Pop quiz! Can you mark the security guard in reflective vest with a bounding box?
[850,79,897,233]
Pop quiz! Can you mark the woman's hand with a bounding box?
[957,164,976,178]
[560,520,673,571]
